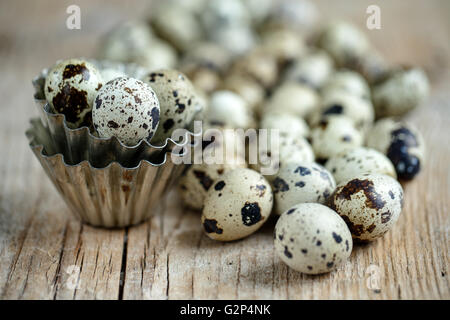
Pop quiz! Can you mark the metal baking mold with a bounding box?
[33,60,202,168]
[26,119,192,228]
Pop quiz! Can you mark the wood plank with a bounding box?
[0,0,448,300]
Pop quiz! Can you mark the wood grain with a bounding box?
[0,0,448,300]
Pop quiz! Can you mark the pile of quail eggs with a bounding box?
[45,0,430,275]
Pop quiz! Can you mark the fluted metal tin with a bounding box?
[27,118,197,228]
[28,60,203,227]
[32,60,202,167]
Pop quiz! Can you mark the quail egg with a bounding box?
[310,116,364,162]
[221,74,266,111]
[207,90,255,129]
[313,90,374,131]
[179,160,246,211]
[318,21,370,68]
[372,67,430,118]
[151,4,202,51]
[92,77,160,146]
[45,58,103,128]
[180,42,232,74]
[274,203,352,274]
[230,49,279,88]
[131,39,178,71]
[260,112,309,139]
[250,135,315,180]
[202,168,273,241]
[325,147,396,184]
[143,69,201,143]
[180,42,231,94]
[99,21,154,62]
[273,162,336,215]
[328,173,404,241]
[321,70,371,100]
[283,49,334,89]
[209,25,256,56]
[200,123,247,165]
[260,28,306,63]
[262,82,319,118]
[366,119,426,180]
[353,49,388,85]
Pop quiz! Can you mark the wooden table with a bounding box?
[0,0,448,300]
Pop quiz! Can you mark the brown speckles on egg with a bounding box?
[193,170,213,191]
[62,63,90,81]
[203,219,223,234]
[202,168,273,241]
[273,177,289,193]
[336,178,386,210]
[214,180,226,191]
[329,174,403,241]
[107,120,119,129]
[325,147,396,184]
[241,202,262,226]
[163,119,175,133]
[92,77,160,146]
[52,84,89,124]
[274,162,336,215]
[45,59,103,128]
[143,69,200,143]
[274,203,352,274]
[178,161,246,211]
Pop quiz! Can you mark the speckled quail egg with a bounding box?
[201,123,248,164]
[209,25,256,57]
[250,135,315,181]
[180,42,232,94]
[325,147,396,184]
[260,112,309,139]
[366,119,426,180]
[274,203,352,274]
[179,160,246,211]
[318,21,371,68]
[273,162,336,215]
[230,49,278,88]
[202,168,273,241]
[265,0,318,33]
[372,67,430,118]
[207,90,255,129]
[311,90,374,131]
[262,82,319,118]
[260,28,306,63]
[328,173,404,241]
[181,42,232,74]
[99,21,154,62]
[131,39,178,71]
[310,116,364,162]
[45,58,103,128]
[353,49,388,85]
[283,49,334,89]
[92,77,160,146]
[221,74,265,111]
[321,70,371,100]
[143,69,201,143]
[151,4,202,51]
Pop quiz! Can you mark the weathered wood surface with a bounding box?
[0,0,448,300]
